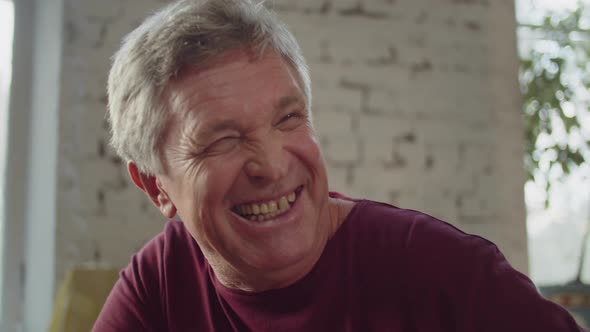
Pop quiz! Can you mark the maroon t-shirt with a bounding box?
[93,200,585,331]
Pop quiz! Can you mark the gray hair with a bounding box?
[107,0,311,174]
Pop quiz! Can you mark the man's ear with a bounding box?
[128,161,177,219]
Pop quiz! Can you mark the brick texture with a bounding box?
[55,0,528,287]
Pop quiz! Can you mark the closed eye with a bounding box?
[204,136,240,154]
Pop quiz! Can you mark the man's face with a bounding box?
[158,49,331,288]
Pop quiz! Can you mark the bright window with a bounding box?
[516,0,590,285]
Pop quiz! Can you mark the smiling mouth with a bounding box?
[232,186,302,222]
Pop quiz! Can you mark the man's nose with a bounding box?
[244,137,289,184]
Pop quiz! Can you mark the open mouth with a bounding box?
[232,186,303,222]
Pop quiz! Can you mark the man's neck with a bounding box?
[210,197,356,293]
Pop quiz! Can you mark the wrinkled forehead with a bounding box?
[167,47,304,105]
[171,48,300,105]
[160,48,306,140]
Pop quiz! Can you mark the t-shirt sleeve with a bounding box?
[402,212,586,332]
[469,245,586,331]
[92,236,166,332]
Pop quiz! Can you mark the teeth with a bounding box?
[252,204,260,215]
[287,192,296,203]
[278,196,289,211]
[234,189,299,221]
[268,201,277,213]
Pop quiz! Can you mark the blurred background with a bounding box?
[0,0,588,330]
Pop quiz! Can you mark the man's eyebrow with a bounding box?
[205,119,241,136]
[275,95,304,111]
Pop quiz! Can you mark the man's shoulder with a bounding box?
[127,220,205,279]
[136,220,193,257]
[345,199,500,274]
[346,198,504,289]
[349,198,496,251]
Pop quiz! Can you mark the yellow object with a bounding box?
[49,264,119,332]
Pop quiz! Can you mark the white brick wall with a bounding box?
[55,0,527,287]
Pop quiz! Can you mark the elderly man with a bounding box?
[93,0,584,331]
